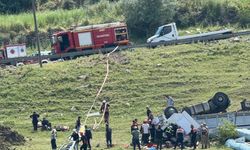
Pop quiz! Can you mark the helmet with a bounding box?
[103,100,106,103]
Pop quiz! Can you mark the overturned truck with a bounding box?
[164,92,231,119]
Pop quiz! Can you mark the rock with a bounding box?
[233,37,240,42]
[77,74,89,80]
[70,106,76,112]
[156,63,162,67]
[125,69,131,74]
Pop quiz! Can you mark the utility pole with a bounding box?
[32,0,42,68]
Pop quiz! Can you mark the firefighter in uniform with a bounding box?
[189,124,197,150]
[174,126,184,150]
[200,123,210,149]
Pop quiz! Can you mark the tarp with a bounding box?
[236,128,250,141]
[167,111,200,134]
[225,138,250,150]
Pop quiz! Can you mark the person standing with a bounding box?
[80,132,88,150]
[140,120,150,145]
[200,123,209,149]
[75,116,81,132]
[85,125,92,149]
[30,112,40,131]
[100,100,110,124]
[71,129,80,150]
[51,127,57,150]
[131,119,139,132]
[174,126,184,150]
[131,127,141,150]
[105,124,112,148]
[155,125,163,150]
[165,95,174,107]
[146,106,152,118]
[189,124,197,150]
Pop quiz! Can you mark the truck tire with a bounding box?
[164,106,178,119]
[212,92,230,108]
[208,99,218,113]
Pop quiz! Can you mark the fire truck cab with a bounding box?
[52,22,129,54]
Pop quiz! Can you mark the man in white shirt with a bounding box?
[140,120,150,145]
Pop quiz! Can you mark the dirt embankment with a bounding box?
[0,125,25,150]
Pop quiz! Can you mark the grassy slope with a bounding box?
[1,36,250,150]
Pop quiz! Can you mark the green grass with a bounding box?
[0,36,250,150]
[0,1,123,34]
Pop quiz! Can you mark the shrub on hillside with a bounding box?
[239,5,250,27]
[218,120,238,144]
[122,0,177,38]
[63,0,76,10]
[40,1,59,11]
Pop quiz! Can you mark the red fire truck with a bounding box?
[51,22,129,54]
[0,44,27,60]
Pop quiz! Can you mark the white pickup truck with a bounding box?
[147,22,232,44]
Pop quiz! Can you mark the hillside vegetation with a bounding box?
[0,36,249,149]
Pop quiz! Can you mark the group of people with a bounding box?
[130,96,210,150]
[70,123,92,150]
[68,100,112,150]
[30,112,52,131]
[30,95,210,150]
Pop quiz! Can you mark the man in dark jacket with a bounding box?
[42,117,51,131]
[30,112,40,131]
[71,129,80,150]
[75,116,81,132]
[80,132,88,150]
[146,106,152,118]
[85,125,92,149]
[155,125,163,150]
[189,124,197,150]
[131,127,141,150]
[105,124,112,148]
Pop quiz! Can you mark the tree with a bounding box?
[122,0,176,39]
[0,0,32,14]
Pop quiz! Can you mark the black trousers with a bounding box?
[33,122,38,131]
[106,137,112,147]
[51,139,57,149]
[191,138,197,149]
[87,139,91,149]
[132,139,141,150]
[156,139,162,150]
[174,138,184,149]
[80,144,87,150]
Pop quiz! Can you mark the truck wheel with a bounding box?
[164,106,178,119]
[208,99,218,113]
[212,92,230,109]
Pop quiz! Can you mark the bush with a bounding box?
[218,120,238,143]
[62,0,76,10]
[122,0,177,38]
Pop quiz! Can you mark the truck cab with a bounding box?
[147,23,178,43]
[52,32,75,54]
